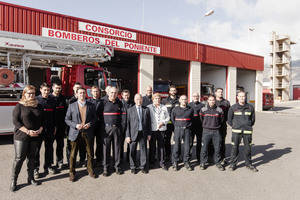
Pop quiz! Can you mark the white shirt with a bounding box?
[77,100,86,107]
[147,104,170,131]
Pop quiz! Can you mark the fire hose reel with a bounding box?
[0,69,14,86]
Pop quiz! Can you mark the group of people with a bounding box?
[10,82,258,192]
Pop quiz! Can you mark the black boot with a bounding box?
[27,177,39,186]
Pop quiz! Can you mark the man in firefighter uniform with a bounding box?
[215,88,230,163]
[34,83,57,178]
[188,92,204,164]
[162,85,179,162]
[49,82,67,170]
[101,86,124,176]
[199,95,225,171]
[86,86,103,166]
[171,95,194,171]
[227,91,258,172]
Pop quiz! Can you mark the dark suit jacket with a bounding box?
[65,101,96,142]
[126,106,151,141]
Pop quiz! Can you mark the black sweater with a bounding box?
[188,101,204,129]
[101,97,124,127]
[49,93,67,128]
[12,103,43,141]
[171,106,194,128]
[200,105,224,130]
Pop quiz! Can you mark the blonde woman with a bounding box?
[10,85,43,192]
[147,93,170,170]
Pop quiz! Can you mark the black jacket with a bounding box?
[36,95,56,132]
[126,106,151,141]
[142,95,152,107]
[49,93,67,128]
[162,96,179,116]
[188,101,204,129]
[200,105,224,130]
[171,106,194,128]
[216,98,230,124]
[100,96,124,129]
[121,99,134,131]
[87,98,103,127]
[227,103,255,133]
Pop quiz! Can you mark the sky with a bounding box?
[3,0,300,65]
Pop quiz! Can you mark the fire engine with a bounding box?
[0,30,114,135]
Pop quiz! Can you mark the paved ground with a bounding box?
[0,101,299,200]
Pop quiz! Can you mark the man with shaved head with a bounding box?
[142,85,153,107]
[170,95,194,171]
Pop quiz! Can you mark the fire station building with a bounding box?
[0,2,264,111]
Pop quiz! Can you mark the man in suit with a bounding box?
[126,94,151,174]
[65,88,97,182]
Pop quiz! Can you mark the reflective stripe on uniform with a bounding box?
[244,130,253,134]
[175,118,191,121]
[232,129,252,134]
[234,112,242,115]
[232,129,242,133]
[245,112,252,115]
[103,112,121,115]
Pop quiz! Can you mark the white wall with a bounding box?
[189,61,201,100]
[237,69,256,105]
[227,66,237,104]
[139,54,153,95]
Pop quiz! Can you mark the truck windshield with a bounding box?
[84,68,105,90]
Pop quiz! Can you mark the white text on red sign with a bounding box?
[78,21,136,41]
[42,28,160,54]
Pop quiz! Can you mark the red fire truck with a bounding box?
[0,30,113,135]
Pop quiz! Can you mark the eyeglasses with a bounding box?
[26,92,35,95]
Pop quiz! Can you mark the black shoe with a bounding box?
[185,163,192,171]
[228,165,236,171]
[141,169,148,174]
[221,159,228,166]
[131,169,137,174]
[199,164,206,170]
[78,160,86,167]
[216,164,225,171]
[33,169,39,179]
[27,178,39,186]
[116,168,123,175]
[246,165,258,172]
[10,180,17,192]
[103,170,109,177]
[172,163,178,171]
[162,166,168,171]
[56,163,64,170]
[48,166,57,174]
